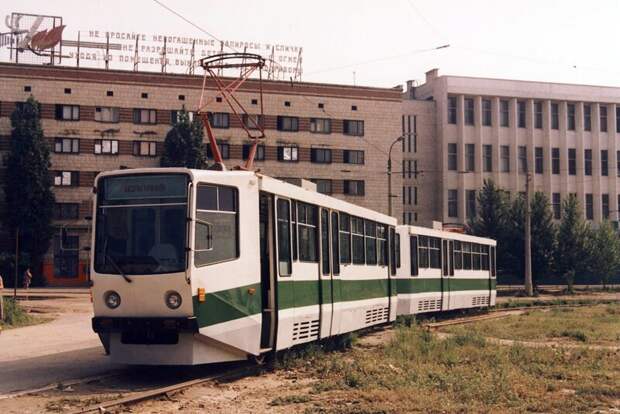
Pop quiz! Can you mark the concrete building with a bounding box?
[0,63,402,286]
[405,68,620,227]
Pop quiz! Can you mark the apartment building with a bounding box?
[406,68,620,226]
[0,63,402,286]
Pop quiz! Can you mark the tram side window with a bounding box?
[297,202,318,262]
[365,220,377,265]
[410,236,419,276]
[292,201,298,261]
[462,242,472,270]
[321,209,330,275]
[481,245,490,270]
[331,212,340,274]
[453,241,463,270]
[351,216,365,264]
[429,237,441,269]
[195,185,239,266]
[276,199,292,275]
[491,246,497,277]
[339,213,351,264]
[377,224,387,266]
[472,243,481,270]
[396,233,401,269]
[418,236,429,268]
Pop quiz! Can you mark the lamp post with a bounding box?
[387,135,405,217]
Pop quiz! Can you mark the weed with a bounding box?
[560,329,588,342]
[1,297,36,328]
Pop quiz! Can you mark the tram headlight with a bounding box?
[165,291,182,309]
[104,291,121,309]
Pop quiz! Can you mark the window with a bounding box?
[464,98,474,125]
[277,116,299,132]
[170,110,195,124]
[518,100,526,128]
[133,141,157,157]
[297,202,318,262]
[94,139,119,155]
[207,142,230,160]
[310,118,332,134]
[141,92,148,99]
[584,104,592,131]
[448,189,458,218]
[364,221,377,265]
[242,114,264,130]
[55,104,79,121]
[500,99,509,127]
[208,112,230,128]
[518,146,527,173]
[351,216,365,264]
[466,190,476,219]
[586,193,594,220]
[462,242,472,270]
[568,148,576,175]
[601,150,609,176]
[344,180,365,196]
[339,213,351,263]
[602,194,610,220]
[428,237,441,269]
[343,120,364,136]
[343,150,364,164]
[53,234,79,278]
[617,107,620,133]
[194,185,239,266]
[617,151,620,177]
[448,143,457,171]
[133,108,156,124]
[483,144,492,172]
[95,106,119,123]
[321,210,330,275]
[584,149,592,176]
[54,171,79,186]
[465,143,475,172]
[500,145,510,172]
[535,101,543,129]
[551,103,559,129]
[447,96,457,124]
[242,144,265,161]
[552,193,561,219]
[535,147,543,174]
[600,105,608,132]
[453,241,462,270]
[311,148,332,163]
[276,199,292,275]
[482,99,492,126]
[54,138,79,154]
[552,148,560,174]
[277,145,298,162]
[331,212,340,274]
[567,103,575,130]
[53,203,79,220]
[418,236,429,268]
[106,90,113,96]
[312,179,332,194]
[410,236,418,275]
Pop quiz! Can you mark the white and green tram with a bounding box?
[91,168,401,365]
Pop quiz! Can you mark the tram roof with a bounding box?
[398,224,497,246]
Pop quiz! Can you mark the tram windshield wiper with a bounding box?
[106,254,132,283]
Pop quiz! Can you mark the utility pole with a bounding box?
[387,135,405,217]
[524,172,533,296]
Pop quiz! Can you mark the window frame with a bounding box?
[94,139,119,155]
[343,119,365,136]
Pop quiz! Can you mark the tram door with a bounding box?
[319,209,338,338]
[441,239,451,310]
[259,193,276,349]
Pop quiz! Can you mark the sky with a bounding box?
[3,0,620,89]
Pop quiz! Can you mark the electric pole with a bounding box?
[524,172,533,296]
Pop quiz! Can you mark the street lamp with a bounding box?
[387,135,405,217]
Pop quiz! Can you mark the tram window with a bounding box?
[429,237,441,269]
[351,216,365,264]
[297,202,318,262]
[395,233,401,268]
[491,246,496,277]
[365,221,377,265]
[418,236,428,268]
[321,209,330,275]
[331,212,340,274]
[339,213,352,264]
[389,228,397,275]
[292,201,298,261]
[472,243,481,270]
[276,199,292,276]
[463,242,472,270]
[410,236,419,276]
[377,224,387,266]
[195,185,239,266]
[453,241,463,270]
[481,245,490,270]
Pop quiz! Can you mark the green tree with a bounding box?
[589,220,620,288]
[555,195,591,292]
[161,109,206,168]
[3,96,55,286]
[504,194,526,281]
[530,192,557,286]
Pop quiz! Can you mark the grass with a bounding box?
[444,303,620,345]
[0,297,45,329]
[276,315,620,413]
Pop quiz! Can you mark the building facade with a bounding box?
[0,63,402,286]
[405,68,620,227]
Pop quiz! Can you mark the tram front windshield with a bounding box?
[94,174,188,275]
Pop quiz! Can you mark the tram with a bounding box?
[90,168,495,365]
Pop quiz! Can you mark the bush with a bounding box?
[1,297,33,327]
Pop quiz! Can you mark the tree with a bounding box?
[161,109,207,168]
[3,96,55,286]
[530,192,557,286]
[504,194,526,282]
[555,195,591,293]
[589,221,620,289]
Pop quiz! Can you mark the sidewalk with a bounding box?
[1,288,90,298]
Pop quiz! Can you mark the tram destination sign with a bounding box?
[104,175,188,201]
